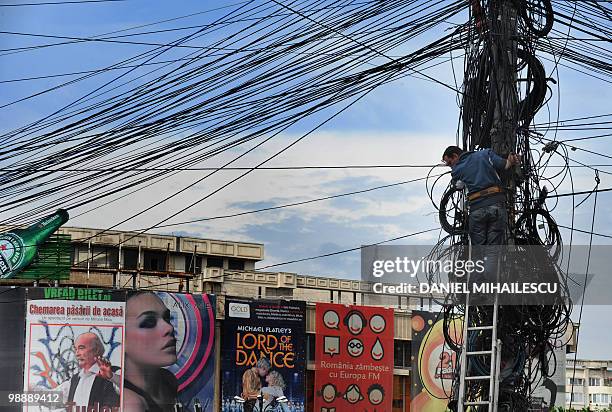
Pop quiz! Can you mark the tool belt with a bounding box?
[468,185,503,201]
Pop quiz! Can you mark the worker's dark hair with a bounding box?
[442,145,463,158]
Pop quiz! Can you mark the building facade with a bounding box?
[566,359,612,410]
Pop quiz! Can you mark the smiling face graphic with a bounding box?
[369,314,386,333]
[345,311,365,335]
[324,336,340,356]
[343,384,364,404]
[347,338,364,357]
[367,384,384,405]
[323,310,340,329]
[321,383,337,403]
[371,337,384,361]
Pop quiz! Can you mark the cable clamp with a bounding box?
[542,141,559,153]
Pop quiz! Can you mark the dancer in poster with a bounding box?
[124,292,178,411]
[255,357,271,384]
[241,367,261,412]
[262,371,290,412]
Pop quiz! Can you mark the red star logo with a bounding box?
[0,244,6,251]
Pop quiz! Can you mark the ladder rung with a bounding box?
[467,325,494,330]
[464,401,490,406]
[466,350,492,355]
[465,375,492,380]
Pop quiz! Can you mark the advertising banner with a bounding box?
[0,287,27,412]
[314,303,394,412]
[222,298,306,412]
[124,291,216,411]
[23,287,126,412]
[0,209,69,279]
[410,310,460,411]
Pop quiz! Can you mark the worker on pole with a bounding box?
[442,146,520,246]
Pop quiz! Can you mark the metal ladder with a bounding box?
[457,292,502,411]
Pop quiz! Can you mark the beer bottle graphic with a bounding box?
[0,209,69,279]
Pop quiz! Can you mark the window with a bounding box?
[143,251,167,272]
[590,393,609,404]
[566,392,583,403]
[392,375,409,412]
[265,288,293,298]
[393,340,411,369]
[70,246,76,267]
[206,257,224,268]
[228,259,245,270]
[91,247,118,269]
[569,378,584,386]
[306,334,315,362]
[73,244,89,267]
[186,255,202,274]
[589,377,601,386]
[123,249,139,270]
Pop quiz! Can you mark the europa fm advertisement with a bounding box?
[314,302,394,412]
[222,298,306,412]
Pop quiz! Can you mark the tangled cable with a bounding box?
[421,0,591,410]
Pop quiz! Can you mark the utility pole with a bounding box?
[456,2,521,411]
[446,0,560,410]
[490,0,519,213]
[490,0,519,157]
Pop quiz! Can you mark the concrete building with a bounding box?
[566,359,612,410]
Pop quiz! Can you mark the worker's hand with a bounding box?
[508,153,521,165]
[95,356,113,380]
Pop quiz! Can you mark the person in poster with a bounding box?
[23,288,125,412]
[222,299,306,412]
[61,332,120,409]
[124,291,216,412]
[123,292,178,411]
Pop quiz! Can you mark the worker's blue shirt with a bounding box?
[451,149,506,209]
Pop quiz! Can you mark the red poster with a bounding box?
[314,303,394,412]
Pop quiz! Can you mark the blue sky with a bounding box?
[1,0,611,358]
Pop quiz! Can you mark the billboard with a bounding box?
[0,287,27,412]
[314,303,394,412]
[0,209,69,279]
[410,310,460,411]
[23,287,126,412]
[124,291,216,411]
[222,298,306,412]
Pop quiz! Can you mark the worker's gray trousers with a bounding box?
[469,203,507,284]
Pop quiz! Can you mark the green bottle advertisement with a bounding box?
[0,209,69,279]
